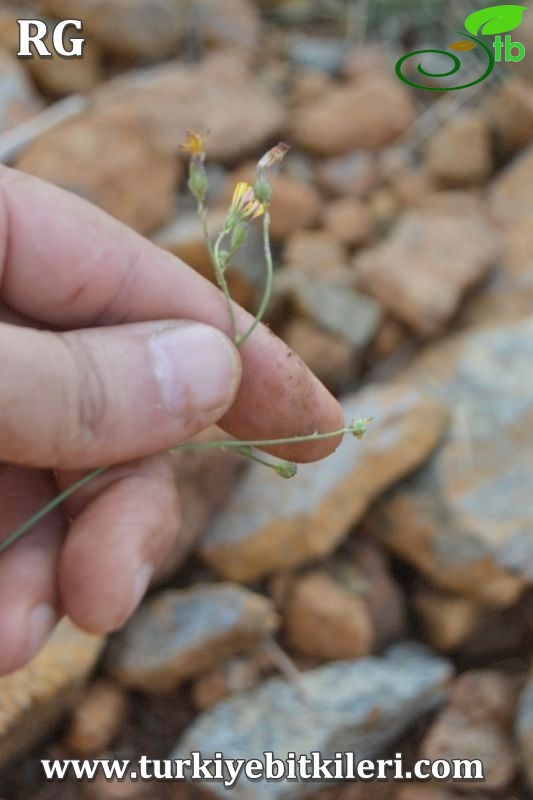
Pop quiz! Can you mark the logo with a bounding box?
[396,4,527,90]
[17,19,85,58]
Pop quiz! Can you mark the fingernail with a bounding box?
[28,604,56,659]
[150,323,240,417]
[132,564,153,608]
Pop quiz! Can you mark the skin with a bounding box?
[0,166,343,676]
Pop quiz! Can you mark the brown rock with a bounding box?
[106,584,279,693]
[284,570,374,660]
[390,167,435,209]
[192,654,264,711]
[0,47,43,134]
[413,588,484,653]
[355,209,500,337]
[283,229,352,283]
[0,9,103,95]
[63,679,128,756]
[221,163,321,241]
[366,316,410,363]
[0,620,104,767]
[488,142,533,228]
[323,197,375,249]
[41,0,185,59]
[368,319,533,608]
[424,113,493,187]
[15,107,177,235]
[95,54,286,162]
[484,77,533,156]
[420,671,518,792]
[338,537,407,650]
[315,151,379,198]
[200,383,448,582]
[290,74,415,155]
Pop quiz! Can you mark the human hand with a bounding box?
[0,167,343,675]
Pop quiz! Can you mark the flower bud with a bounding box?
[188,161,208,204]
[350,417,372,439]
[275,461,298,479]
[254,171,272,205]
[231,222,248,251]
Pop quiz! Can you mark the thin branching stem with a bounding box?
[212,228,239,342]
[171,425,352,453]
[236,209,273,347]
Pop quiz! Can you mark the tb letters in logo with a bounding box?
[17,19,85,58]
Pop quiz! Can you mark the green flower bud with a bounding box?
[275,461,298,479]
[188,161,208,204]
[231,222,248,252]
[254,171,272,205]
[350,417,372,439]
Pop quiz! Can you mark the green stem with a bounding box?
[236,209,273,347]
[213,229,239,343]
[0,466,108,555]
[171,425,351,453]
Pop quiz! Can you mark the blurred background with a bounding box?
[0,0,532,798]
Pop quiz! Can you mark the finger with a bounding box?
[0,319,241,469]
[0,168,343,462]
[0,464,65,674]
[57,454,179,634]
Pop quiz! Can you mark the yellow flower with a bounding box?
[227,182,265,226]
[180,130,208,161]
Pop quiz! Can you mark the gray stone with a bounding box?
[174,644,453,800]
[367,318,533,608]
[517,673,533,790]
[106,584,279,693]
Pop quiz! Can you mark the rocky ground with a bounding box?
[0,0,532,798]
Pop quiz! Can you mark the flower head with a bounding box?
[180,130,208,162]
[257,142,290,170]
[226,182,265,228]
[350,417,373,439]
[275,460,298,479]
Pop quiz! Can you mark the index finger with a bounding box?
[0,167,343,461]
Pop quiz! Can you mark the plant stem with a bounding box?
[171,425,350,453]
[236,209,273,347]
[213,229,239,343]
[0,466,108,555]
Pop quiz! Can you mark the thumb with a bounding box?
[0,320,241,469]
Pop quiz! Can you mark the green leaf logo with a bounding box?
[464,4,527,36]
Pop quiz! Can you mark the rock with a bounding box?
[517,672,533,791]
[323,197,375,249]
[153,210,264,310]
[342,46,389,80]
[221,164,321,242]
[390,167,435,209]
[367,319,533,607]
[106,585,279,693]
[355,209,500,337]
[366,316,410,364]
[412,588,483,653]
[289,74,415,155]
[424,113,493,187]
[63,679,128,756]
[488,142,533,228]
[0,9,103,95]
[199,383,448,583]
[192,654,265,711]
[420,671,518,792]
[15,107,177,235]
[188,0,261,52]
[0,620,104,767]
[315,151,379,198]
[289,36,349,74]
[284,570,374,660]
[154,427,244,584]
[282,318,356,392]
[336,537,407,650]
[288,276,382,350]
[0,47,43,134]
[174,645,453,800]
[40,0,185,59]
[484,77,533,156]
[283,230,352,283]
[95,54,286,162]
